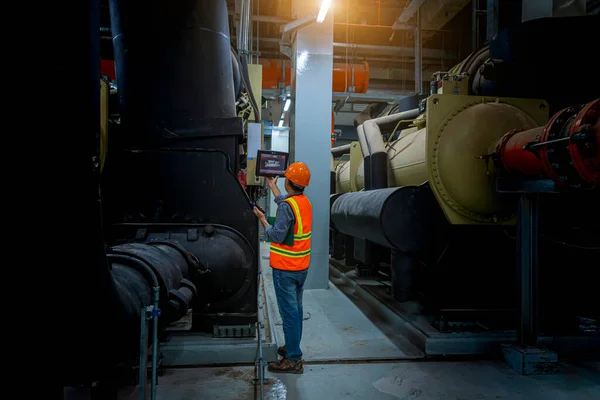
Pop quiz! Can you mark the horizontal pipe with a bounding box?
[332,144,353,157]
[228,37,455,60]
[358,110,420,157]
[333,42,454,60]
[369,108,420,133]
[334,22,450,32]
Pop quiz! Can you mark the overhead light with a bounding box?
[280,112,285,120]
[278,119,284,127]
[284,98,291,112]
[317,0,332,23]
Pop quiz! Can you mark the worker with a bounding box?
[253,161,312,374]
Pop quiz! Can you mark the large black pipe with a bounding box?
[109,0,237,145]
[331,186,435,253]
[110,224,258,331]
[105,241,198,361]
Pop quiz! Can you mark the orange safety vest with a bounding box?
[270,194,313,271]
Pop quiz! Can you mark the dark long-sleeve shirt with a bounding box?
[265,193,296,244]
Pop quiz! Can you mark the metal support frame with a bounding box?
[253,261,270,400]
[496,178,558,375]
[516,193,539,346]
[138,288,161,400]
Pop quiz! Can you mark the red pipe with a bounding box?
[494,98,600,186]
[494,127,546,176]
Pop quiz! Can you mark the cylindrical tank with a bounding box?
[260,59,369,93]
[356,161,365,191]
[331,186,437,253]
[335,127,426,193]
[387,127,428,188]
[336,161,351,193]
[335,159,365,193]
[430,101,539,222]
[109,0,236,144]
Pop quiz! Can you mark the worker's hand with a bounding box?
[253,206,265,220]
[266,176,278,188]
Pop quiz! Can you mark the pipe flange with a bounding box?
[568,99,599,185]
[179,277,198,297]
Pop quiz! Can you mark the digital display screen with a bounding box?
[256,150,289,177]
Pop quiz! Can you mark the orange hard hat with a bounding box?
[285,162,311,187]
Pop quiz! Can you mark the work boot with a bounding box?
[277,345,286,358]
[268,358,303,374]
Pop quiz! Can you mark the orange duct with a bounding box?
[259,59,370,93]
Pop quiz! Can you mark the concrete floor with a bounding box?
[64,243,600,399]
[67,359,598,399]
[262,256,423,361]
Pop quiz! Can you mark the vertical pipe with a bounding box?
[472,0,478,52]
[414,8,423,94]
[151,287,160,400]
[257,0,260,63]
[257,268,265,400]
[245,0,251,54]
[249,0,253,63]
[138,308,147,400]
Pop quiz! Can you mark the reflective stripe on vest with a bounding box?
[270,195,313,271]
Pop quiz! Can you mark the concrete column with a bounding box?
[290,0,333,289]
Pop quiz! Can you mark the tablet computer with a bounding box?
[255,150,289,177]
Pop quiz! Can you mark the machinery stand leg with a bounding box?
[331,230,345,260]
[344,235,356,267]
[502,193,557,375]
[517,193,539,346]
[390,250,417,303]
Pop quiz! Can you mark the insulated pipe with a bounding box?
[100,241,197,370]
[369,108,420,133]
[109,0,237,143]
[331,144,352,157]
[357,125,369,156]
[331,186,436,253]
[357,108,421,189]
[363,119,388,189]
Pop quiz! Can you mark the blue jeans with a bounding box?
[272,267,308,362]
